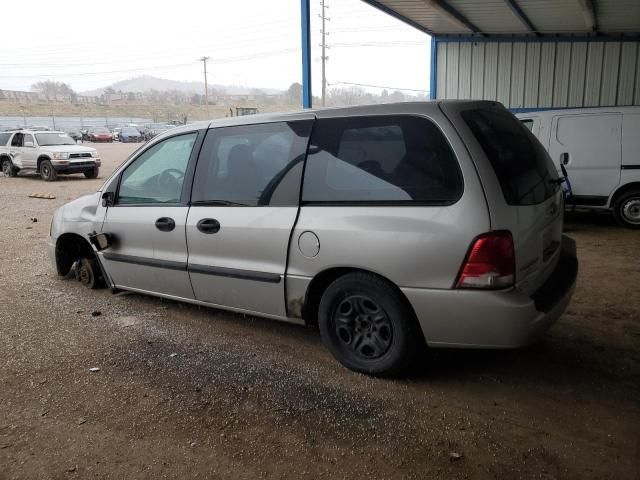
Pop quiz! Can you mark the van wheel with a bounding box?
[318,272,422,376]
[75,257,104,289]
[40,160,57,181]
[614,190,640,229]
[1,158,18,177]
[84,167,99,179]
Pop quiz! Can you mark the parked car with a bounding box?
[88,127,113,143]
[66,128,83,142]
[516,106,640,228]
[48,101,577,376]
[112,127,122,142]
[119,126,142,143]
[0,130,100,181]
[144,124,174,141]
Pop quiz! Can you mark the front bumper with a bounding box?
[403,235,578,348]
[51,159,99,173]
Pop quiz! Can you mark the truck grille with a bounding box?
[69,153,92,158]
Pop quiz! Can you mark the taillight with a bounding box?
[456,231,515,289]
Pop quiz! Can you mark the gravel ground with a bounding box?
[1,143,639,479]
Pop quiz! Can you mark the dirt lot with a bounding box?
[0,142,638,479]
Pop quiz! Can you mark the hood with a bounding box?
[42,145,97,154]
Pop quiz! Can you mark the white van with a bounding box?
[516,106,640,228]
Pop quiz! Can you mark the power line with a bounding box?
[329,80,428,93]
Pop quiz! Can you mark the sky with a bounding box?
[0,0,430,96]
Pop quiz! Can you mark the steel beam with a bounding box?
[503,0,540,36]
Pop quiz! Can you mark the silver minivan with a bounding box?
[49,101,578,376]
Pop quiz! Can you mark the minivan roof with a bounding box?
[154,100,502,142]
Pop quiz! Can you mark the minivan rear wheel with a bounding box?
[318,272,422,376]
[614,190,640,229]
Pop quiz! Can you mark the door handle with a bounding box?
[197,218,220,234]
[155,217,175,232]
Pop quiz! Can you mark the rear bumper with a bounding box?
[403,235,578,348]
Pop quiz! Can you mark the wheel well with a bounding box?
[301,267,417,327]
[37,156,51,172]
[610,182,640,207]
[55,233,95,277]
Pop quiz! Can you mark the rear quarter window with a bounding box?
[462,108,559,206]
[302,115,463,204]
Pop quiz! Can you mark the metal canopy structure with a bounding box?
[300,0,640,108]
[360,0,640,38]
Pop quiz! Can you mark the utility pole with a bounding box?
[319,0,329,106]
[199,56,210,116]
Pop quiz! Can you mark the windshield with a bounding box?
[35,133,76,146]
[122,127,139,134]
[93,128,110,134]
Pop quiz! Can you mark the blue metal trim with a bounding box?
[300,0,312,109]
[359,0,434,35]
[503,0,539,37]
[436,34,640,43]
[430,37,437,100]
[509,105,623,114]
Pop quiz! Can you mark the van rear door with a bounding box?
[441,101,563,296]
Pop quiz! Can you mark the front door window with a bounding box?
[117,133,197,205]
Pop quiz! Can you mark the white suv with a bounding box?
[0,130,101,181]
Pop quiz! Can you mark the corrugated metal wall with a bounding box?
[435,40,640,108]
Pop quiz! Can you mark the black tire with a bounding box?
[40,160,57,182]
[613,190,640,229]
[318,272,423,376]
[75,257,104,289]
[84,167,99,179]
[1,158,18,177]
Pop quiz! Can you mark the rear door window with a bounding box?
[302,115,462,204]
[462,107,559,206]
[191,121,313,206]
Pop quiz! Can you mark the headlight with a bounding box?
[91,151,98,157]
[52,152,69,160]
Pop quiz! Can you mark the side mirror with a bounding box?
[560,152,570,166]
[24,141,34,147]
[88,232,113,251]
[102,191,115,207]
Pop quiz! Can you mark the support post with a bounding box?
[430,36,437,100]
[301,0,312,108]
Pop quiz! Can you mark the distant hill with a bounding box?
[81,75,283,96]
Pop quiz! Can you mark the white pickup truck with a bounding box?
[0,129,101,181]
